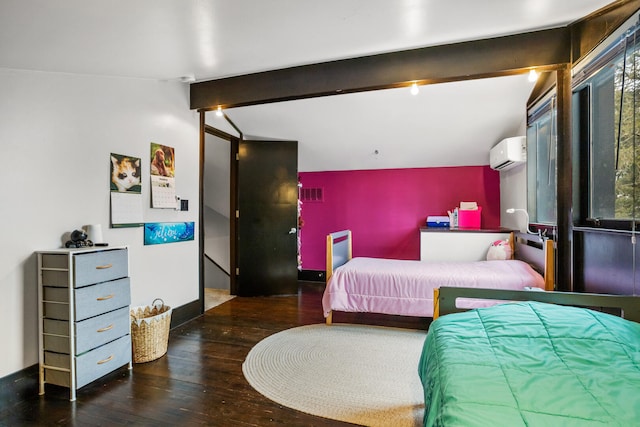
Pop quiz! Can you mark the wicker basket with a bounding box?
[130,298,172,363]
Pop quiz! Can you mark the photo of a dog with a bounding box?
[150,143,174,177]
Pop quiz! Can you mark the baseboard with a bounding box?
[0,363,38,414]
[0,300,200,413]
[170,299,201,328]
[298,269,325,282]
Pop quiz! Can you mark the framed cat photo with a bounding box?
[110,153,142,193]
[110,152,143,228]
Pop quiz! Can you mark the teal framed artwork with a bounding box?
[144,222,194,245]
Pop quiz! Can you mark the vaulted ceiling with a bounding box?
[0,0,619,171]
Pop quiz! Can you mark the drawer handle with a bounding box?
[97,324,114,333]
[97,355,114,365]
[95,263,113,270]
[97,294,114,301]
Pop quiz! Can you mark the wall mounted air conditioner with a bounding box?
[489,136,526,171]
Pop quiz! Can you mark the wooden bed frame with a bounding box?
[325,229,352,284]
[434,286,640,322]
[325,230,555,324]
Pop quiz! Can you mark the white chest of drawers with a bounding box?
[36,246,132,401]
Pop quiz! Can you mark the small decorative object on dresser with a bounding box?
[64,229,93,248]
[36,246,132,401]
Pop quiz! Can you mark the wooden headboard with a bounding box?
[513,232,555,292]
[326,230,352,283]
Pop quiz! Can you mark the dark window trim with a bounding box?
[527,96,554,125]
[571,16,640,232]
[526,90,558,227]
[578,219,640,232]
[573,85,591,226]
[573,18,640,87]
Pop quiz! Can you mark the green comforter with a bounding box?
[418,301,640,426]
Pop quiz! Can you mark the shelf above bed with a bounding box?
[420,228,513,262]
[419,227,515,233]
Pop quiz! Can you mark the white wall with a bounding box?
[204,133,231,218]
[500,163,528,231]
[0,68,199,378]
[203,133,231,274]
[499,119,528,231]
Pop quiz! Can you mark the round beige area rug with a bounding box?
[242,323,427,427]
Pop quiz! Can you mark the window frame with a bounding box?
[572,18,640,232]
[526,91,558,228]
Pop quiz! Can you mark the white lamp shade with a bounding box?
[85,224,103,243]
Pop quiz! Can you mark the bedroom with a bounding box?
[2,0,640,424]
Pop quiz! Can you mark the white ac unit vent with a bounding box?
[489,136,526,171]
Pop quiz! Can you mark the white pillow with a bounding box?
[486,239,512,260]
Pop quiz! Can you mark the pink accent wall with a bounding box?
[299,166,501,270]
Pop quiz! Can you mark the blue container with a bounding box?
[426,216,450,227]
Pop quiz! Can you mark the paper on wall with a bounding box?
[111,192,143,227]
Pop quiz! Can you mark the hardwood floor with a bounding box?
[4,282,431,426]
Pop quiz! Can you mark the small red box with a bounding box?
[458,207,482,228]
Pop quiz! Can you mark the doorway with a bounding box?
[201,115,300,306]
[203,130,234,310]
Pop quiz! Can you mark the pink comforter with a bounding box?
[322,257,545,318]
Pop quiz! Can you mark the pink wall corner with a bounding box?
[298,165,501,271]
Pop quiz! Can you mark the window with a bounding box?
[527,95,557,225]
[573,21,640,228]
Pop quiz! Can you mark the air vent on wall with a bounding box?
[300,187,324,202]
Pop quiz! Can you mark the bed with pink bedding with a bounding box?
[322,230,553,324]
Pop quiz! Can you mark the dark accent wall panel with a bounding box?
[575,229,636,295]
[0,364,38,414]
[170,299,202,328]
[298,269,325,282]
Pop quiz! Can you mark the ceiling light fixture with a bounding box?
[410,82,419,95]
[528,69,539,82]
[215,106,223,117]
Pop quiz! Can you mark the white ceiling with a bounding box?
[1,0,616,171]
[208,75,536,171]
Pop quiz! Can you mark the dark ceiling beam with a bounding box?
[570,0,640,63]
[190,27,570,111]
[527,1,640,109]
[527,71,557,109]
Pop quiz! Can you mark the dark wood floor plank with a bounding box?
[3,282,429,426]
